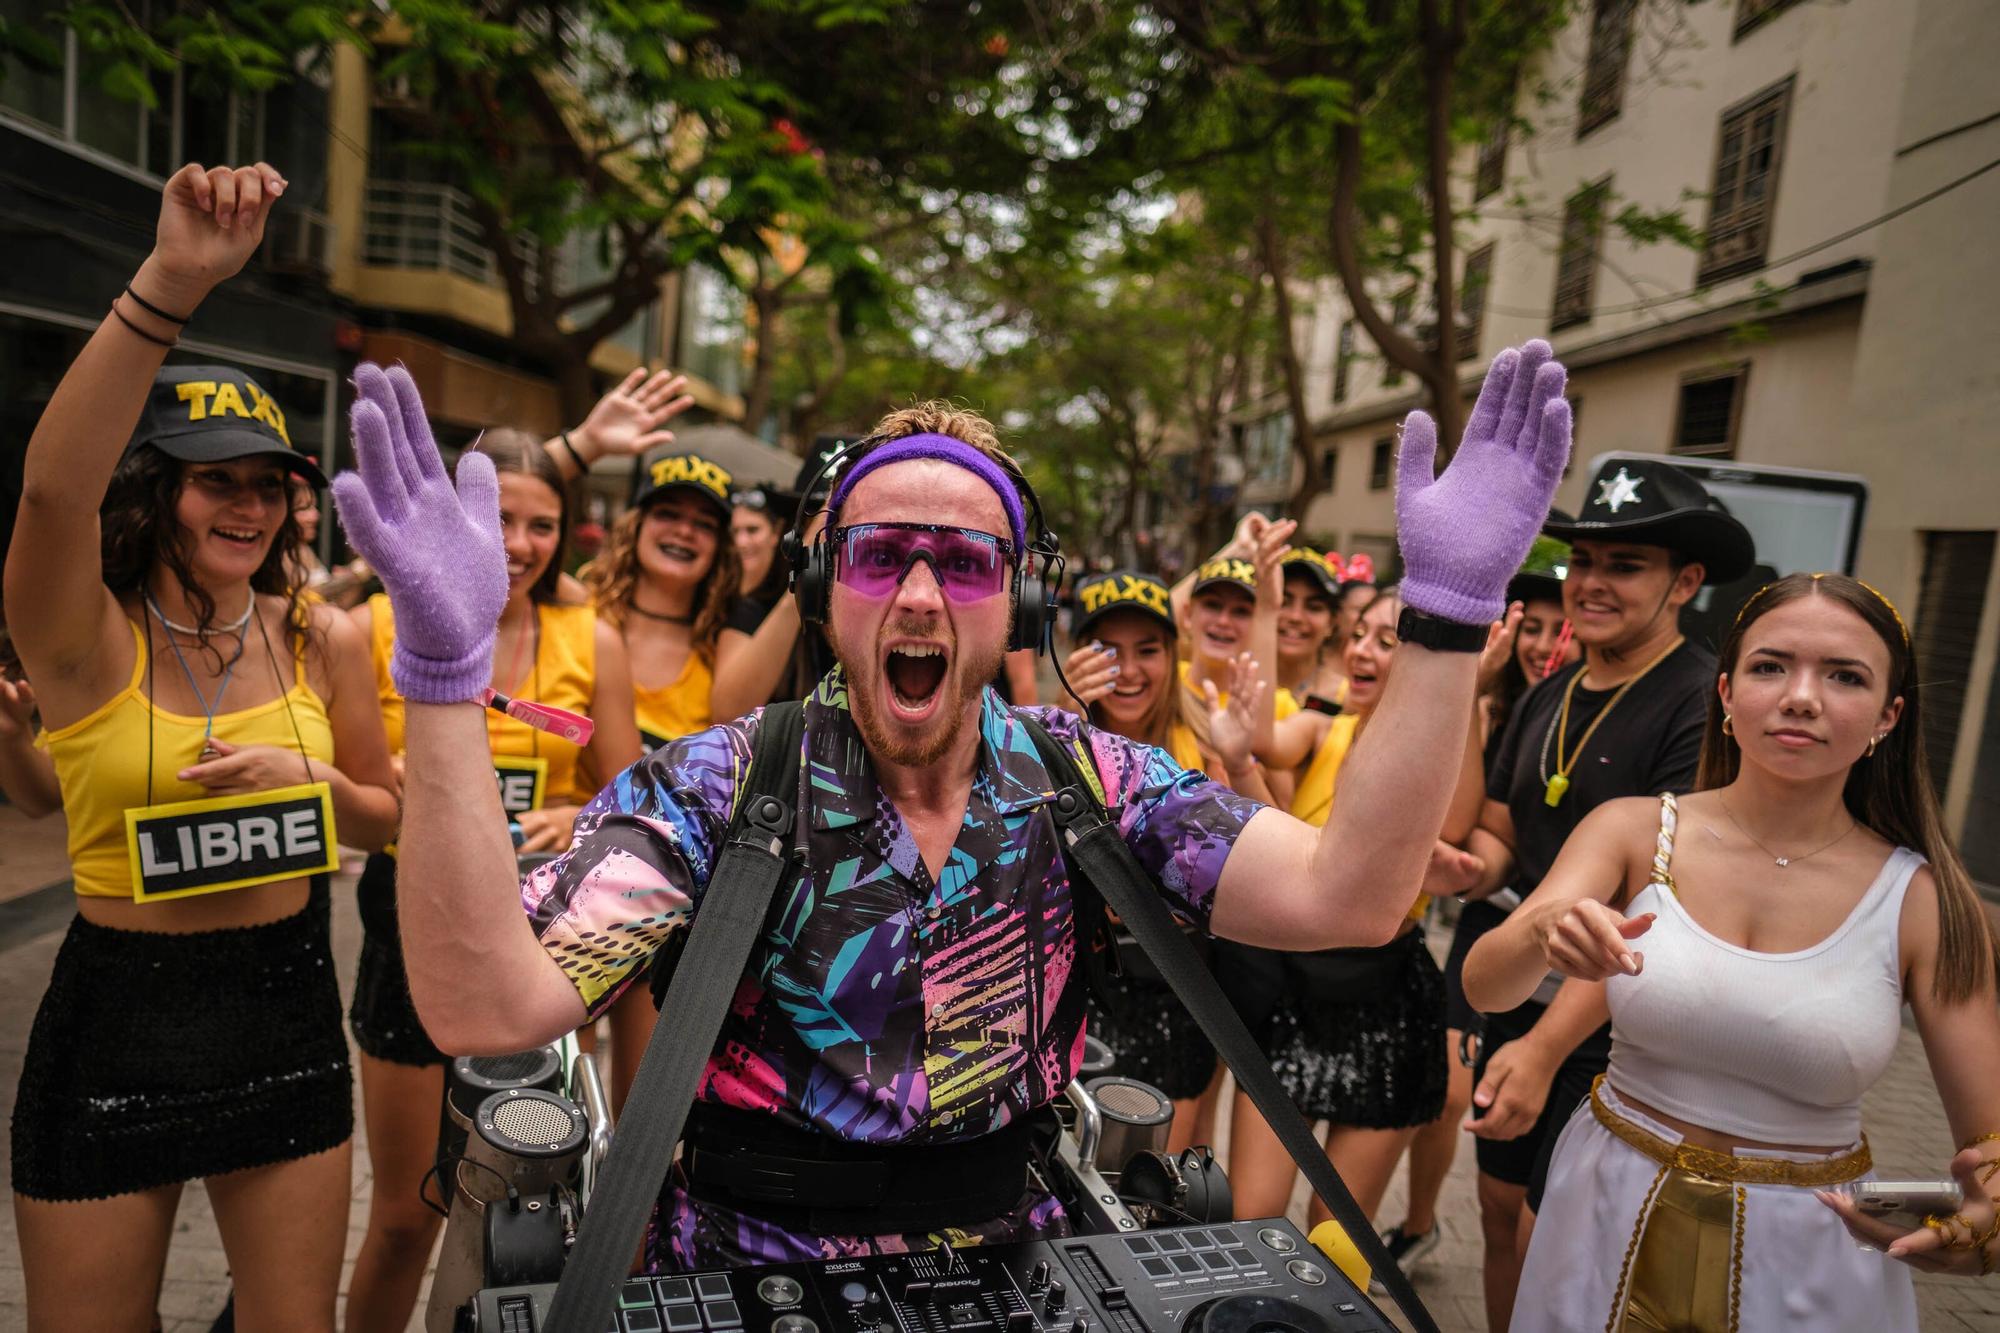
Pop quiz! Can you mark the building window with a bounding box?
[1699,77,1794,285]
[1320,447,1338,494]
[1458,244,1493,362]
[0,8,266,180]
[1672,366,1748,458]
[1735,0,1807,40]
[1332,320,1356,403]
[1369,438,1393,491]
[1912,531,1997,799]
[1382,289,1415,388]
[1578,0,1636,137]
[1474,123,1509,202]
[1552,178,1611,331]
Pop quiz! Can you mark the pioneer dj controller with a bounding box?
[470,1219,1393,1333]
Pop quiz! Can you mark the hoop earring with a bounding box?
[1867,734,1880,757]
[1722,714,1734,737]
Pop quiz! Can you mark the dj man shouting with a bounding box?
[333,342,1572,1271]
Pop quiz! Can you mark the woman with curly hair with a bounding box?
[345,423,641,1332]
[6,161,399,1331]
[583,452,741,1110]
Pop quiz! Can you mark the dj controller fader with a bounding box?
[472,1219,1395,1333]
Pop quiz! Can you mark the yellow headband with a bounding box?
[1732,573,1910,647]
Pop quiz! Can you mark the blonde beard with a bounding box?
[834,625,1008,768]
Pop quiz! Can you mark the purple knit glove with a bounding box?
[330,363,508,702]
[1396,339,1572,625]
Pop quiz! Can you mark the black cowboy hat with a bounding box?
[1543,458,1754,585]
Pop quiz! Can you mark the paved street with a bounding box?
[2,809,1997,1330]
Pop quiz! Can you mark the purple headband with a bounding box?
[828,433,1027,552]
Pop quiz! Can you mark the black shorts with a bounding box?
[13,883,352,1201]
[1468,997,1609,1201]
[349,852,449,1067]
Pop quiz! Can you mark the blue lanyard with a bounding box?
[145,591,241,755]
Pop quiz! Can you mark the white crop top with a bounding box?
[1606,793,1921,1145]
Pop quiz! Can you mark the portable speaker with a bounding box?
[1082,1074,1174,1176]
[436,1047,564,1192]
[427,1075,583,1333]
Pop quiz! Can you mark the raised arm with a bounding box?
[6,163,284,702]
[542,367,694,483]
[1210,341,1572,951]
[332,364,582,1051]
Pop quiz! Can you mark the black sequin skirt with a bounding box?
[1230,929,1447,1129]
[12,882,352,1201]
[348,851,448,1067]
[1083,968,1218,1100]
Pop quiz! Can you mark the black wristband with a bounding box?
[124,284,191,324]
[1396,606,1489,653]
[558,431,586,474]
[110,300,177,348]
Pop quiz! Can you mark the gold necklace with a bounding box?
[1543,639,1683,807]
[1718,796,1857,869]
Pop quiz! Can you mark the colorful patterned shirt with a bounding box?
[522,668,1260,1267]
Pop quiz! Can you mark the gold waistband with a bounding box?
[1589,1076,1871,1188]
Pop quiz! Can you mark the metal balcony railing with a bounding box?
[361,181,539,295]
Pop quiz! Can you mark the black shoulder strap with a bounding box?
[545,702,806,1333]
[1018,715,1442,1333]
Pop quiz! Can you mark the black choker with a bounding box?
[629,603,694,625]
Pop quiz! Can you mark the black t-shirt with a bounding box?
[1487,639,1715,895]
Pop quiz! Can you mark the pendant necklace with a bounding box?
[1718,797,1857,869]
[1539,639,1683,807]
[145,591,246,762]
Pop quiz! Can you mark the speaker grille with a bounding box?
[491,1097,576,1147]
[470,1050,551,1082]
[1096,1082,1170,1119]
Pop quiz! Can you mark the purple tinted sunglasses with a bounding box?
[833,523,1016,601]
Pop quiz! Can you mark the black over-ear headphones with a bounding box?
[782,436,1065,656]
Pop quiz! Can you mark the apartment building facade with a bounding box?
[1234,0,2000,883]
[0,15,748,563]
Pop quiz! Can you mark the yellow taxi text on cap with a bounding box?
[1079,572,1171,619]
[646,453,733,507]
[1194,557,1256,590]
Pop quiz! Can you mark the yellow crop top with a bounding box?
[634,651,714,754]
[1168,721,1202,773]
[367,594,598,806]
[1179,661,1301,721]
[44,619,336,898]
[1291,713,1427,923]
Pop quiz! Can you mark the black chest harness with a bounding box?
[547,701,1441,1333]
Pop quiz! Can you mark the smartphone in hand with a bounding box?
[1845,1180,1965,1224]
